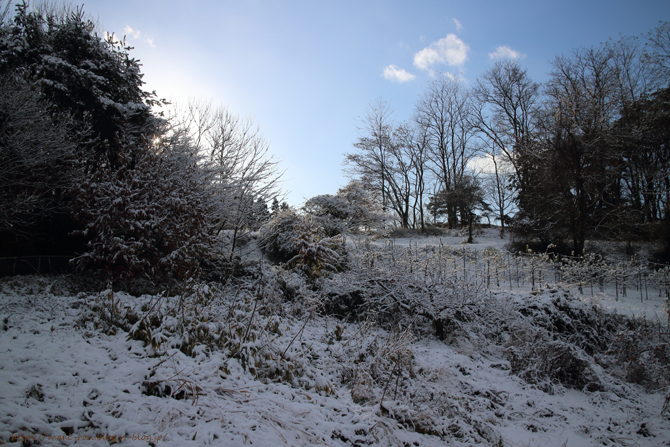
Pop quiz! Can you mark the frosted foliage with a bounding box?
[287,218,341,274]
[304,180,386,236]
[71,136,212,282]
[260,209,342,275]
[304,195,351,236]
[0,75,77,234]
[0,2,158,150]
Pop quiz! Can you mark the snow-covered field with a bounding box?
[369,226,510,252]
[2,232,670,446]
[363,228,670,319]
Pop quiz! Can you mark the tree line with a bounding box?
[345,23,670,257]
[0,1,283,284]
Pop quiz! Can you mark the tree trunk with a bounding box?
[467,212,474,243]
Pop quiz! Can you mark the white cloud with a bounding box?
[124,25,141,39]
[488,45,523,60]
[413,34,469,70]
[119,26,154,47]
[453,18,463,31]
[468,155,496,174]
[383,65,416,83]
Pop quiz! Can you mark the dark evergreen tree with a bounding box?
[428,175,491,243]
[70,129,212,284]
[0,1,161,166]
[0,1,162,257]
[0,75,78,242]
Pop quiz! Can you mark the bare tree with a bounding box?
[208,107,283,260]
[384,124,417,229]
[168,99,284,261]
[643,21,670,88]
[394,122,430,231]
[415,75,477,228]
[541,46,622,253]
[166,98,216,154]
[346,98,394,212]
[472,61,540,193]
[481,152,516,238]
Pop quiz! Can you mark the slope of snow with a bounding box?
[1,273,669,446]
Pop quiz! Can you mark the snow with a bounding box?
[0,280,444,446]
[364,227,670,320]
[1,232,670,446]
[370,227,510,252]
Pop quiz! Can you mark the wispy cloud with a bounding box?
[124,25,141,39]
[488,45,524,60]
[453,18,463,31]
[413,34,469,70]
[383,65,416,83]
[122,25,155,48]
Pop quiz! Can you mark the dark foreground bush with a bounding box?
[507,333,604,392]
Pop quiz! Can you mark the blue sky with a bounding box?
[81,0,669,206]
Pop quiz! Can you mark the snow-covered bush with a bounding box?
[335,319,416,407]
[82,278,295,378]
[506,325,605,393]
[607,321,670,389]
[260,208,302,264]
[508,290,670,391]
[261,209,345,276]
[303,194,350,237]
[287,218,342,276]
[71,133,212,285]
[303,180,386,236]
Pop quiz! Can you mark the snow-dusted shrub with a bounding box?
[260,208,301,264]
[82,277,309,387]
[324,310,506,444]
[320,245,502,342]
[82,288,141,335]
[330,317,416,407]
[304,180,386,236]
[261,209,345,277]
[287,219,342,276]
[506,326,604,392]
[516,292,626,355]
[303,194,349,237]
[71,134,212,285]
[508,291,670,391]
[607,322,670,389]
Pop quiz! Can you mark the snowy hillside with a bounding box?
[1,233,670,446]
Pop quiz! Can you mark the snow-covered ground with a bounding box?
[368,226,510,252]
[2,233,670,446]
[363,228,669,319]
